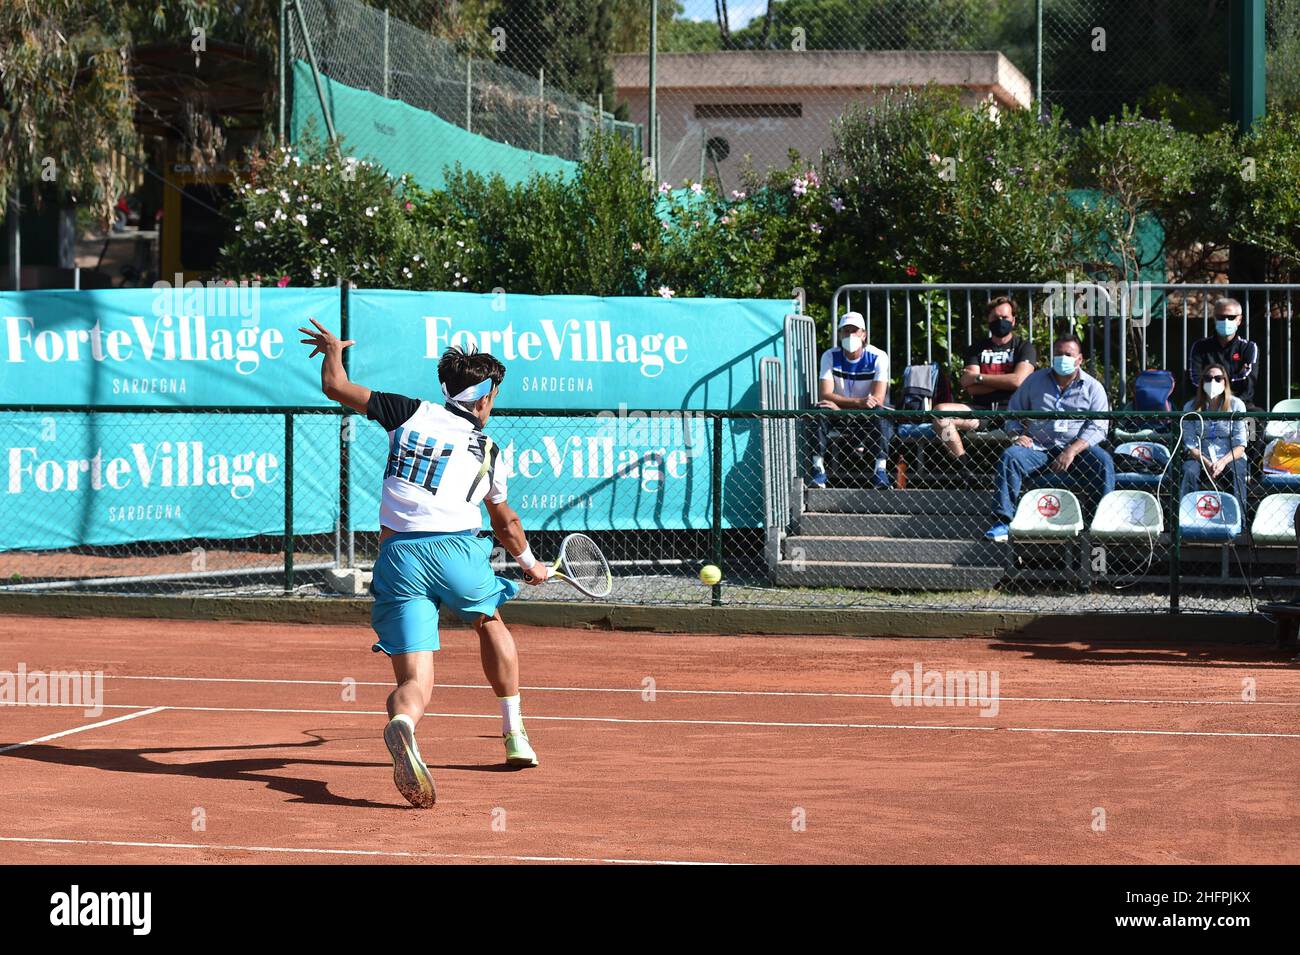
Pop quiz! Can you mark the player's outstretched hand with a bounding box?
[299,318,355,358]
[524,563,550,586]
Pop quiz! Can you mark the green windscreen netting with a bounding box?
[290,61,577,189]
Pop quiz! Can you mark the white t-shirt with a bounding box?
[819,345,891,402]
[366,392,507,534]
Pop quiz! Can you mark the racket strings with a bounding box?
[560,534,611,596]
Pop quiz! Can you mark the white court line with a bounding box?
[103,674,1300,708]
[3,699,1298,740]
[0,707,167,754]
[0,836,734,866]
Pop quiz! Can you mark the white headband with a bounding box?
[442,377,494,404]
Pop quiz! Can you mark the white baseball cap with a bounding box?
[838,311,865,332]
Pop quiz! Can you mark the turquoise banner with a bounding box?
[0,287,340,407]
[346,291,785,531]
[348,290,786,410]
[0,413,339,551]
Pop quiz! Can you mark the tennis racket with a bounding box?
[526,533,612,598]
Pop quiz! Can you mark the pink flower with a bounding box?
[659,181,671,195]
[792,178,808,197]
[404,201,413,211]
[905,265,919,277]
[720,215,731,225]
[657,286,675,298]
[277,275,290,288]
[810,222,822,234]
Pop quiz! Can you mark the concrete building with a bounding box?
[614,50,1032,190]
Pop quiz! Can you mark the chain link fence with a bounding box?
[278,1,1295,195]
[3,404,1298,615]
[284,0,639,185]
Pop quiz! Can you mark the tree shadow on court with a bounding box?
[0,730,411,810]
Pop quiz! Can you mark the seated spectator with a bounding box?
[809,311,894,489]
[1180,362,1248,505]
[985,335,1115,542]
[1187,297,1259,409]
[932,296,1036,465]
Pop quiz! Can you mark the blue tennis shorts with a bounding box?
[369,530,520,656]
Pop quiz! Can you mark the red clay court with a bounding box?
[1,613,1297,865]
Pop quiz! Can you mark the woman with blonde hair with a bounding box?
[1180,362,1249,504]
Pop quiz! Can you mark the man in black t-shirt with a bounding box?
[1186,296,1260,409]
[932,296,1037,465]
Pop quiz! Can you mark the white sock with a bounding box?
[812,455,825,471]
[875,457,887,471]
[499,695,523,735]
[390,713,414,730]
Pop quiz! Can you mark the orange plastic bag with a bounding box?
[1265,440,1300,474]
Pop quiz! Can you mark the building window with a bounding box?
[694,103,802,119]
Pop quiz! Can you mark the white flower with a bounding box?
[443,261,450,268]
[279,190,290,203]
[690,182,703,195]
[254,220,266,231]
[731,190,746,200]
[311,202,321,211]
[792,178,808,196]
[657,286,675,299]
[320,238,329,245]
[254,188,266,195]
[273,209,286,221]
[294,214,308,226]
[365,206,376,217]
[234,224,242,232]
[993,179,1004,193]
[830,197,845,213]
[454,272,461,279]
[456,240,464,248]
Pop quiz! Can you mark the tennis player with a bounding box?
[301,319,546,808]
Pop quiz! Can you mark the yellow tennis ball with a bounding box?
[699,564,722,585]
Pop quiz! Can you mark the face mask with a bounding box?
[840,334,863,353]
[1051,354,1077,376]
[1215,318,1240,337]
[1203,379,1225,400]
[988,317,1013,337]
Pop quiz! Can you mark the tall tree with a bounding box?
[488,0,617,106]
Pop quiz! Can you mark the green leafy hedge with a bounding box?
[220,90,1300,336]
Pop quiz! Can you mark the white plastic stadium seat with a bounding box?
[1263,399,1300,442]
[1249,494,1300,545]
[1090,490,1164,540]
[1010,488,1085,539]
[1177,491,1243,542]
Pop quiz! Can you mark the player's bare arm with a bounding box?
[300,317,370,413]
[486,499,548,585]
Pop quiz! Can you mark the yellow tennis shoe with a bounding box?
[383,716,436,808]
[504,729,538,767]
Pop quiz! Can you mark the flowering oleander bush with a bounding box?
[218,95,1300,308]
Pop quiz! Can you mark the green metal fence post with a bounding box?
[284,412,295,592]
[339,281,351,568]
[711,413,723,607]
[1169,437,1181,614]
